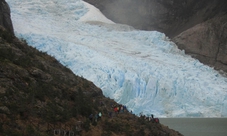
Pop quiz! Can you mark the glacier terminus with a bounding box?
[6,0,227,117]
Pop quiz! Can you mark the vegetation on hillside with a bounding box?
[0,27,182,136]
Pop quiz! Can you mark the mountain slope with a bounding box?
[0,26,182,136]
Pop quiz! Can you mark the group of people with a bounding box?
[112,104,127,114]
[89,112,102,122]
[105,104,128,118]
[89,101,159,124]
[148,115,159,123]
[140,113,159,123]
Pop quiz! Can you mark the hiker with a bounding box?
[123,105,127,112]
[120,105,124,113]
[139,112,143,117]
[98,112,102,119]
[89,114,93,121]
[117,106,120,113]
[154,118,159,123]
[109,111,113,118]
[100,101,104,106]
[95,114,98,122]
[151,114,154,119]
[114,107,118,113]
[111,104,114,108]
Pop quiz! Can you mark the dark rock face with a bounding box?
[0,0,14,35]
[84,0,227,38]
[173,15,227,72]
[84,0,227,72]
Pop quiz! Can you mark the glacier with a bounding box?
[6,0,227,117]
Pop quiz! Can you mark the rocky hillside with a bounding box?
[84,0,227,73]
[0,26,183,136]
[0,1,183,135]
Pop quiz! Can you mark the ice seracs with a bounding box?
[6,0,227,117]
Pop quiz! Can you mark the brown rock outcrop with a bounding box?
[173,15,227,72]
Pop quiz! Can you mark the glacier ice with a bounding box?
[6,0,227,117]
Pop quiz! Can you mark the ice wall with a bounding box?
[6,0,227,117]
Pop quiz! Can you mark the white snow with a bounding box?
[6,0,227,117]
[79,1,115,24]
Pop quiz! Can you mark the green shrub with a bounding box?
[101,131,112,136]
[13,56,32,67]
[0,48,14,60]
[0,30,14,43]
[20,38,28,45]
[136,128,145,136]
[83,119,90,132]
[26,125,35,135]
[2,128,22,136]
[92,121,97,126]
[103,119,123,133]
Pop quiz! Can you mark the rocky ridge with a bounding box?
[0,0,14,35]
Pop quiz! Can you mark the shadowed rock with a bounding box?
[173,15,227,72]
[0,0,14,35]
